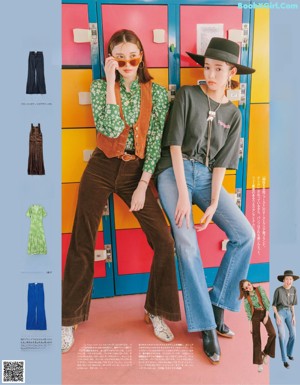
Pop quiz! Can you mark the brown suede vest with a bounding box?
[247,287,265,315]
[96,81,152,159]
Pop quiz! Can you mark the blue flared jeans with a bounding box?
[276,308,296,362]
[157,160,255,331]
[26,283,47,330]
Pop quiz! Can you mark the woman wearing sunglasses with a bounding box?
[239,279,276,372]
[61,29,181,353]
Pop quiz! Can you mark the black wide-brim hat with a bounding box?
[277,270,299,282]
[186,37,255,75]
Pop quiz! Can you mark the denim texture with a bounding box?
[26,283,47,330]
[62,148,181,326]
[26,51,46,94]
[157,160,255,331]
[276,308,296,362]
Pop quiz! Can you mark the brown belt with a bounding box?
[118,152,137,162]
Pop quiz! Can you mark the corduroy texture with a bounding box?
[251,309,276,364]
[96,81,152,159]
[62,148,181,326]
[27,124,45,175]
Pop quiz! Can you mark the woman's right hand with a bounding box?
[175,194,191,229]
[276,315,281,325]
[104,56,118,85]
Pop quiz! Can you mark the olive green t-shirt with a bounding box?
[156,85,242,175]
[272,286,298,311]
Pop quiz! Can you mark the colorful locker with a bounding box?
[62,0,114,298]
[62,0,269,298]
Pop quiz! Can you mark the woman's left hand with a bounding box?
[263,315,268,325]
[195,203,217,232]
[292,316,296,326]
[130,184,147,212]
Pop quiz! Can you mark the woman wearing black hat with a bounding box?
[272,270,298,368]
[156,37,255,364]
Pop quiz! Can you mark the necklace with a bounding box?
[206,93,224,122]
[205,92,224,167]
[284,286,293,306]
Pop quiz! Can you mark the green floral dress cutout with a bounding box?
[26,204,47,255]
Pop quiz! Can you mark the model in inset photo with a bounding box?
[239,279,276,372]
[272,270,298,369]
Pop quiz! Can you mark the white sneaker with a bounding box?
[62,326,75,353]
[258,364,263,373]
[144,311,174,342]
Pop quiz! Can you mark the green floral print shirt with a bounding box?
[243,286,270,320]
[90,76,169,174]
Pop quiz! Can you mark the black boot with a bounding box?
[212,305,235,338]
[201,329,221,364]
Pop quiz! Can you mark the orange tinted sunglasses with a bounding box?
[113,56,142,68]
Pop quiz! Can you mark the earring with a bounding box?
[139,61,144,69]
[227,76,232,89]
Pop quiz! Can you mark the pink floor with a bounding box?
[62,284,271,385]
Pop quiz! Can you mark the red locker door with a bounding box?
[62,3,91,65]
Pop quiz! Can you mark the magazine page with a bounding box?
[0,1,299,385]
[0,1,61,384]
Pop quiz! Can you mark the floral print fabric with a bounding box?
[26,204,47,255]
[90,76,169,174]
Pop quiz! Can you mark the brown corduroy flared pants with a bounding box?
[62,148,181,326]
[251,309,276,364]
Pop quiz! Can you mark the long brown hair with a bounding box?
[107,29,153,83]
[239,279,256,300]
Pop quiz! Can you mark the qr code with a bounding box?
[2,360,25,383]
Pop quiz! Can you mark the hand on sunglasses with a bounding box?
[104,56,119,84]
